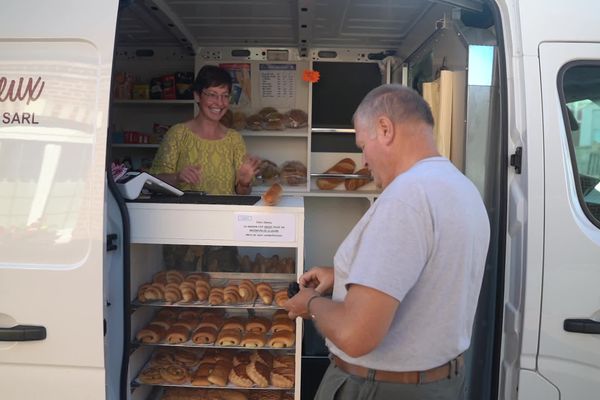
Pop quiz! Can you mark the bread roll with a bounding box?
[267,330,295,348]
[192,326,218,344]
[344,167,371,190]
[270,318,295,333]
[262,183,283,206]
[241,332,267,348]
[316,158,356,190]
[217,328,242,346]
[246,316,271,333]
[136,324,166,344]
[165,324,190,344]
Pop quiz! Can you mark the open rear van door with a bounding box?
[0,1,119,398]
[537,42,600,397]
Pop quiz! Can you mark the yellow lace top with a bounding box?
[150,123,246,194]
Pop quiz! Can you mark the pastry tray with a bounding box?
[134,350,295,391]
[133,278,293,309]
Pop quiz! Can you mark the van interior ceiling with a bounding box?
[107,1,505,399]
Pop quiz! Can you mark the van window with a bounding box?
[561,64,600,224]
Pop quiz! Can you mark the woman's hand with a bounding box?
[236,155,261,186]
[177,165,202,185]
[300,267,335,295]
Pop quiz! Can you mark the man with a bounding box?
[284,84,490,400]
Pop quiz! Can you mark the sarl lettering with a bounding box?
[0,76,45,104]
[2,112,38,124]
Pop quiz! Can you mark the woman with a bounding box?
[150,65,259,194]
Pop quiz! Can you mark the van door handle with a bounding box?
[563,318,600,334]
[0,325,47,341]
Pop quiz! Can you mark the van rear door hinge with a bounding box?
[510,146,522,174]
[106,233,118,251]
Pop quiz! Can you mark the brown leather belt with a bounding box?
[331,354,464,384]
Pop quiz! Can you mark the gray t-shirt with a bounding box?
[326,157,490,371]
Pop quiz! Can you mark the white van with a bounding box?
[1,0,599,399]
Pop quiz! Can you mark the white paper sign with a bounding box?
[234,212,296,242]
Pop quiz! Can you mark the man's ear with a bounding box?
[377,116,395,145]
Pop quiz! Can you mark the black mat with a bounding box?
[128,192,261,205]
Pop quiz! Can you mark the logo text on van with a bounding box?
[0,76,45,125]
[0,77,45,105]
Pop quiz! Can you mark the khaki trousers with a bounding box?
[314,360,465,400]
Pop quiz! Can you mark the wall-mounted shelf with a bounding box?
[113,99,194,105]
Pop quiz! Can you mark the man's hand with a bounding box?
[284,287,321,319]
[299,267,334,295]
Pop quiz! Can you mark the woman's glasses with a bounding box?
[201,90,231,102]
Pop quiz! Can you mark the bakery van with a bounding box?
[1,0,600,399]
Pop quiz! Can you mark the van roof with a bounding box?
[115,0,473,54]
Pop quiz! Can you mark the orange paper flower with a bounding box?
[303,70,320,83]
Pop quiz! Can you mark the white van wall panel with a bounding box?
[518,0,600,56]
[0,1,118,399]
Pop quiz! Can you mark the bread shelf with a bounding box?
[113,99,194,105]
[241,128,309,138]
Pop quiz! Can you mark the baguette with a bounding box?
[344,167,371,190]
[316,158,356,190]
[262,182,283,206]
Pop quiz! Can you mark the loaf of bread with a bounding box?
[262,182,283,206]
[316,158,356,190]
[344,167,371,190]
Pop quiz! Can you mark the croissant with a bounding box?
[195,279,211,301]
[141,283,164,302]
[164,283,182,303]
[209,287,224,305]
[274,289,289,307]
[179,281,197,302]
[238,279,257,302]
[224,285,241,304]
[256,282,273,305]
[137,283,151,303]
[165,269,185,285]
